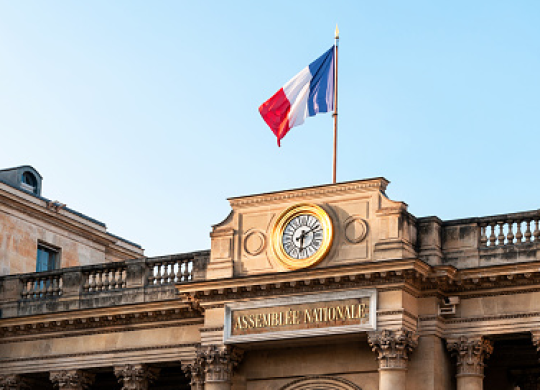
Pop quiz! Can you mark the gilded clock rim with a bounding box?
[271,203,333,270]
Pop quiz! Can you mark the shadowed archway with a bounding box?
[280,376,362,390]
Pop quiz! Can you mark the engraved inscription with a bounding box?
[231,297,370,336]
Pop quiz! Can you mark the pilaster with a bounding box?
[114,364,160,390]
[50,370,95,390]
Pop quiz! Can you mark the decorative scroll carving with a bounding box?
[446,336,493,377]
[114,364,160,390]
[199,345,244,383]
[0,374,31,390]
[50,370,95,390]
[367,328,419,370]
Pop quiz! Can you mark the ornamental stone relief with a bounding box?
[446,336,493,377]
[49,370,95,390]
[114,364,160,390]
[367,328,419,370]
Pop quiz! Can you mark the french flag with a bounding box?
[259,46,335,146]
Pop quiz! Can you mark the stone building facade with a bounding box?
[0,172,539,390]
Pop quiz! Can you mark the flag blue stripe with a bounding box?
[307,46,335,117]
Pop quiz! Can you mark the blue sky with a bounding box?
[1,1,539,255]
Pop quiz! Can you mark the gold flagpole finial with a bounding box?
[335,24,339,39]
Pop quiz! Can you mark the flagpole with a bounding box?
[332,25,339,184]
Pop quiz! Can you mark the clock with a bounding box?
[271,203,334,269]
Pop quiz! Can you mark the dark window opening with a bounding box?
[36,243,59,272]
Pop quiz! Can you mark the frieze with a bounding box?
[0,343,200,364]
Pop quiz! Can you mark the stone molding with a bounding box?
[367,328,419,370]
[114,364,160,390]
[0,374,31,390]
[50,370,95,390]
[199,345,244,384]
[228,179,389,207]
[446,336,493,377]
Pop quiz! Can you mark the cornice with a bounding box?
[178,259,429,303]
[228,178,389,208]
[0,188,141,255]
[0,301,203,340]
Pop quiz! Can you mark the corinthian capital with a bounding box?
[367,328,419,370]
[50,370,95,390]
[446,336,493,377]
[199,345,244,384]
[0,374,31,390]
[114,364,160,390]
[182,356,205,390]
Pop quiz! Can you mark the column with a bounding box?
[182,357,205,390]
[446,336,493,390]
[368,328,419,390]
[50,370,95,390]
[200,345,243,390]
[0,374,31,390]
[114,364,160,390]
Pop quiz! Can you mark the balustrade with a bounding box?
[21,273,62,299]
[147,256,194,285]
[83,265,126,293]
[479,212,540,247]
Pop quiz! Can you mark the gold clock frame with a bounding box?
[271,203,334,270]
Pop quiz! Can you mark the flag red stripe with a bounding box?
[258,88,291,147]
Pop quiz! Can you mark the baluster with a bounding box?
[27,278,36,299]
[103,269,110,291]
[52,276,60,296]
[38,277,45,297]
[89,271,97,292]
[83,272,90,293]
[480,224,488,246]
[179,261,186,282]
[111,268,118,289]
[515,220,524,244]
[506,221,514,245]
[46,276,54,296]
[96,271,103,292]
[117,269,125,288]
[21,279,29,299]
[166,262,174,284]
[187,260,193,281]
[497,221,505,246]
[148,263,156,286]
[489,222,497,246]
[534,218,540,243]
[524,220,532,243]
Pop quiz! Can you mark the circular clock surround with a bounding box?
[271,203,334,270]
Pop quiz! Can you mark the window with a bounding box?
[36,243,59,272]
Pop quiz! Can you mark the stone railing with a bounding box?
[478,211,540,247]
[417,210,540,268]
[0,251,209,319]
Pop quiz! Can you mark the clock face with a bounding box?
[272,203,334,270]
[282,214,324,259]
